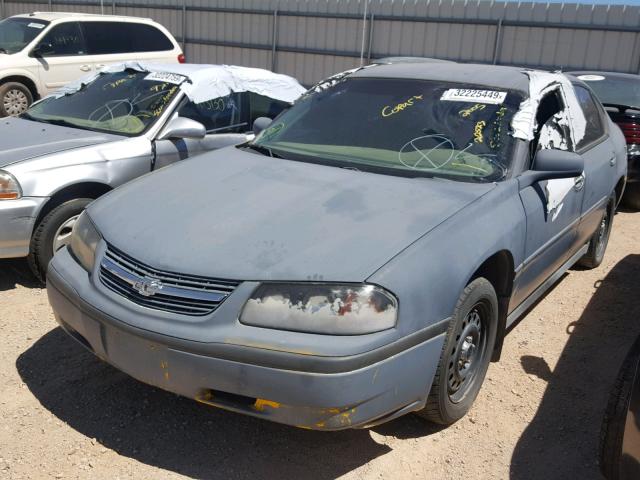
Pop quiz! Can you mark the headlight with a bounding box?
[0,170,21,200]
[240,283,398,335]
[69,211,102,272]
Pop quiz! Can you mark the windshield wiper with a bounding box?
[0,47,7,54]
[32,117,85,130]
[242,143,284,159]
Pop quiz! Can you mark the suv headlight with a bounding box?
[240,283,397,335]
[69,211,102,272]
[0,170,22,200]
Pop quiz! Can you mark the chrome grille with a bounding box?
[99,244,239,316]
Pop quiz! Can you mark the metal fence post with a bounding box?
[359,0,369,66]
[0,0,4,20]
[182,0,187,52]
[492,18,503,65]
[367,12,374,62]
[112,0,115,15]
[49,0,52,12]
[271,8,279,72]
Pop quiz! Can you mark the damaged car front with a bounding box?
[46,63,626,430]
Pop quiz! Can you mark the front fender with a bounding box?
[368,179,526,335]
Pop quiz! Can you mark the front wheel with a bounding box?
[416,277,498,425]
[578,192,615,270]
[28,198,93,282]
[0,82,33,117]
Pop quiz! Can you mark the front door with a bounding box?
[34,22,91,95]
[154,92,251,170]
[511,87,585,309]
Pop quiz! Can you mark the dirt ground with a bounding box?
[1,211,639,480]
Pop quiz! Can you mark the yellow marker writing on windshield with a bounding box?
[381,95,423,118]
[474,120,486,143]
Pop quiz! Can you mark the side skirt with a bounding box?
[506,243,589,329]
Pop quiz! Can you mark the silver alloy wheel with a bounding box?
[52,215,79,253]
[3,88,29,116]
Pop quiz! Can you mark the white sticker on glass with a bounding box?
[576,74,606,82]
[441,89,507,104]
[27,22,46,29]
[144,72,187,85]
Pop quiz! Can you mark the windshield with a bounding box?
[0,17,49,54]
[25,70,183,136]
[575,74,640,109]
[252,78,523,182]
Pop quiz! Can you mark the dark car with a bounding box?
[568,72,640,209]
[601,334,640,479]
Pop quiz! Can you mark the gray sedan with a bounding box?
[47,63,626,430]
[0,62,304,280]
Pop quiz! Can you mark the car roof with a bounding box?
[15,11,154,23]
[351,62,533,93]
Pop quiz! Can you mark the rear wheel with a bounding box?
[578,192,615,269]
[28,198,93,282]
[416,277,498,425]
[0,82,33,117]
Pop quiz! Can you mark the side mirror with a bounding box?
[158,116,206,141]
[31,42,54,57]
[519,149,584,189]
[253,117,272,135]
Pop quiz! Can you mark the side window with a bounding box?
[39,22,85,56]
[127,24,174,52]
[573,85,606,150]
[532,89,573,161]
[82,22,129,54]
[249,93,290,125]
[177,93,248,133]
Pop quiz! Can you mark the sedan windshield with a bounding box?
[0,17,49,54]
[252,78,523,182]
[24,70,183,136]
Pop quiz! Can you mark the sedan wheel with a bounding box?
[578,192,615,269]
[416,277,498,425]
[52,215,80,253]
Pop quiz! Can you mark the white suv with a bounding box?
[0,12,183,116]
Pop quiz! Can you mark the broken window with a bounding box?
[530,88,573,164]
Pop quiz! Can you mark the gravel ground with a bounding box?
[1,211,639,480]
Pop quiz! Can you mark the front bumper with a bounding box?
[0,197,47,258]
[47,248,447,430]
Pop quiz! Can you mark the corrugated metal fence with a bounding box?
[2,0,639,85]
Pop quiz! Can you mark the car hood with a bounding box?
[90,148,495,281]
[0,117,123,168]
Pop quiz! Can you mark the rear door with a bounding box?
[511,86,585,308]
[33,21,91,95]
[153,92,251,170]
[571,84,616,246]
[80,21,179,71]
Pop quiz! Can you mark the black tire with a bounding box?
[578,192,616,269]
[0,81,33,117]
[28,198,93,282]
[623,184,640,211]
[599,336,640,480]
[416,277,499,425]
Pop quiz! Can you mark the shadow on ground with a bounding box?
[0,259,41,292]
[510,254,640,480]
[16,326,442,479]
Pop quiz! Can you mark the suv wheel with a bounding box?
[28,198,93,282]
[0,82,33,117]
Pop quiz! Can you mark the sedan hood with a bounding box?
[0,117,122,168]
[90,148,495,281]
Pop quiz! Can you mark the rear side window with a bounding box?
[573,85,606,150]
[82,22,174,54]
[39,22,85,56]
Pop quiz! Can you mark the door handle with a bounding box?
[574,174,585,191]
[80,64,91,72]
[609,157,617,167]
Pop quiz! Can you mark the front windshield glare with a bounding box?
[25,70,183,136]
[0,18,49,54]
[253,78,523,181]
